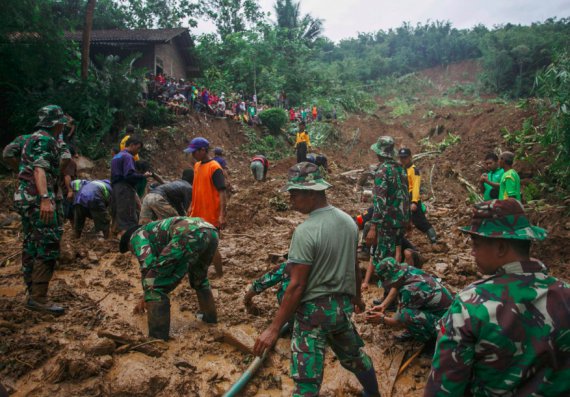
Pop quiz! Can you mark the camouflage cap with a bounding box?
[371,136,395,158]
[460,198,547,241]
[35,105,68,128]
[280,162,332,192]
[373,257,408,287]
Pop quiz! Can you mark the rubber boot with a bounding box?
[146,297,170,340]
[355,367,381,397]
[426,228,438,244]
[196,288,217,324]
[26,282,65,315]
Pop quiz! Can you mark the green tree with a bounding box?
[273,0,323,43]
[202,0,265,39]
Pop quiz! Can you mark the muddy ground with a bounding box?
[1,61,569,396]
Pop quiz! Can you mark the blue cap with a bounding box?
[184,137,210,153]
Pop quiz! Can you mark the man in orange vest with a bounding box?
[185,137,226,277]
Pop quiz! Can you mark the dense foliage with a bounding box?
[1,0,569,162]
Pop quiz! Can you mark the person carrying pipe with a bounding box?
[253,162,381,397]
[119,216,219,340]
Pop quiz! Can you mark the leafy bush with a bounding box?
[136,100,171,128]
[386,98,414,117]
[242,126,290,159]
[259,108,288,134]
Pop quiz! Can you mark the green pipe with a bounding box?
[223,323,291,397]
[223,351,267,397]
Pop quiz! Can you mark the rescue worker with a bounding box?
[139,169,193,224]
[13,105,71,315]
[363,136,410,291]
[398,147,437,243]
[295,123,311,163]
[253,162,380,397]
[479,152,504,200]
[119,216,220,340]
[498,151,521,201]
[250,154,269,181]
[366,258,453,342]
[425,198,570,396]
[71,179,112,239]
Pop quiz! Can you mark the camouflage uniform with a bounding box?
[2,134,31,161]
[280,163,378,397]
[369,136,410,272]
[425,199,570,396]
[14,107,70,292]
[129,216,218,302]
[374,258,453,342]
[250,261,290,304]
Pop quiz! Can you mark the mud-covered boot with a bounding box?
[146,297,171,340]
[196,288,218,323]
[426,228,438,244]
[26,282,65,315]
[355,367,381,397]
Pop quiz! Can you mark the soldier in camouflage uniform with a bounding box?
[362,136,410,290]
[10,105,72,315]
[119,216,219,340]
[366,258,453,342]
[253,163,380,397]
[244,261,290,308]
[425,198,570,397]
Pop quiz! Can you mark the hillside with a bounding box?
[0,61,568,396]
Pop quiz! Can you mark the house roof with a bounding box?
[63,28,190,44]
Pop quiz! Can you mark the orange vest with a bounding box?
[189,160,222,227]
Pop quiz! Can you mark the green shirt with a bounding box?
[288,205,357,303]
[483,167,504,201]
[499,168,521,201]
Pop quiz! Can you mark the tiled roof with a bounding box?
[64,28,189,43]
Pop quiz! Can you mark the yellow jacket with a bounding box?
[120,135,140,161]
[295,131,311,148]
[406,164,421,203]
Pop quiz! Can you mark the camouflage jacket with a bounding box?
[251,262,290,302]
[14,130,70,206]
[396,267,453,319]
[371,159,410,228]
[130,217,216,269]
[425,260,570,397]
[2,134,30,160]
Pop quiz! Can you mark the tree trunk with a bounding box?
[81,0,97,80]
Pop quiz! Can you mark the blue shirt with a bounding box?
[72,180,112,210]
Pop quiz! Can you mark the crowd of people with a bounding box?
[2,104,569,397]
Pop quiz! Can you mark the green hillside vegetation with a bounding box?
[1,1,569,189]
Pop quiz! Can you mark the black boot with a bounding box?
[26,282,65,316]
[196,288,217,323]
[146,297,170,340]
[355,367,381,397]
[426,228,438,244]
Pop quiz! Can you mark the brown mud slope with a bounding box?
[1,61,569,396]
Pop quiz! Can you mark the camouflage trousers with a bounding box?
[140,228,218,302]
[396,308,444,342]
[372,227,403,286]
[291,294,373,397]
[18,202,63,285]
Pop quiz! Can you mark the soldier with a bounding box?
[119,216,219,340]
[425,198,570,396]
[13,105,72,315]
[366,258,453,342]
[398,147,437,243]
[243,261,290,312]
[362,136,410,290]
[253,162,380,397]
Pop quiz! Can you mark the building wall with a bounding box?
[154,42,187,79]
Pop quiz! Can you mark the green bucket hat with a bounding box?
[371,136,395,158]
[35,105,69,128]
[280,162,332,192]
[460,198,547,241]
[374,257,408,287]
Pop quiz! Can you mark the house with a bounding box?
[64,28,199,79]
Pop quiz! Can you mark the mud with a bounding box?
[1,60,568,396]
